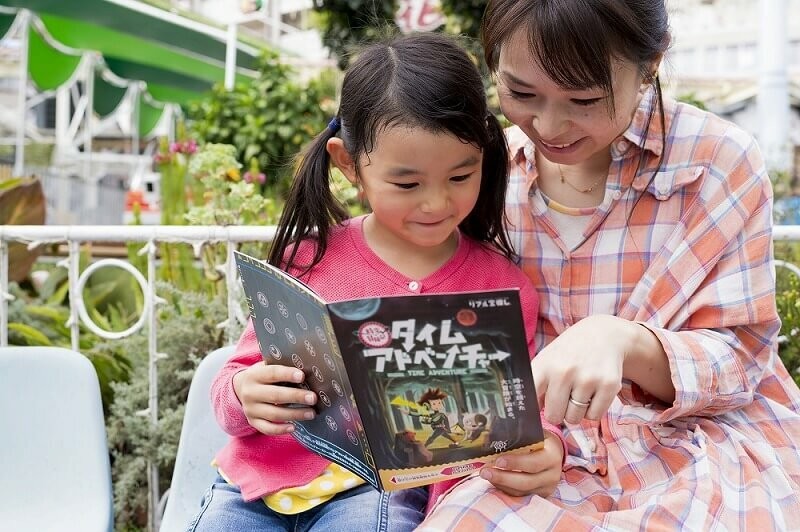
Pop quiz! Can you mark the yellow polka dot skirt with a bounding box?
[263,463,366,515]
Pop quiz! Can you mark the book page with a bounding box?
[234,251,379,488]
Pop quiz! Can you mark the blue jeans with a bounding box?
[187,475,427,532]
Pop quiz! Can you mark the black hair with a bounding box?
[268,32,512,272]
[481,0,670,213]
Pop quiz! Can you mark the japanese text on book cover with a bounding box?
[235,251,544,491]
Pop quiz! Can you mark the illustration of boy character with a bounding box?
[410,388,461,448]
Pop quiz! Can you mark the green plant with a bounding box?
[6,249,140,405]
[187,51,328,192]
[311,1,399,69]
[102,283,228,530]
[676,92,708,111]
[775,243,800,387]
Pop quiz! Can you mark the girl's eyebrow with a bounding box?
[387,156,481,177]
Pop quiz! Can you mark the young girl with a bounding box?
[190,33,565,532]
[419,1,800,530]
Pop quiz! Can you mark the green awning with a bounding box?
[0,11,13,39]
[139,95,166,138]
[27,26,82,92]
[94,72,128,118]
[2,0,259,71]
[2,0,263,110]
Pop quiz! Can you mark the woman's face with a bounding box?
[496,29,647,167]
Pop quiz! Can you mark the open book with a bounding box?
[234,251,544,491]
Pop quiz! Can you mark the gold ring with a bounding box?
[569,396,591,408]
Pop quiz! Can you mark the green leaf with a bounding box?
[8,322,53,346]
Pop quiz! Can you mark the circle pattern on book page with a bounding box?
[277,301,289,318]
[319,390,332,407]
[268,344,282,360]
[285,327,297,344]
[339,405,351,422]
[291,353,304,370]
[304,340,316,356]
[262,318,276,335]
[325,415,338,431]
[257,292,269,307]
[315,326,327,344]
[323,353,336,372]
[312,366,324,382]
[332,380,343,396]
[347,429,358,445]
[296,313,308,330]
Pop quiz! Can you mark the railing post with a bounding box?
[226,240,239,343]
[0,240,9,346]
[146,240,160,532]
[67,240,80,352]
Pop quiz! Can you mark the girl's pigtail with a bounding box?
[268,118,349,273]
[463,113,514,260]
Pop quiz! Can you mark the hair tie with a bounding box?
[327,117,341,133]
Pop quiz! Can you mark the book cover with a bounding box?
[235,251,544,491]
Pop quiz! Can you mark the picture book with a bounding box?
[234,251,545,491]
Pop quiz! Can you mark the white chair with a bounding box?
[159,345,236,531]
[0,346,113,532]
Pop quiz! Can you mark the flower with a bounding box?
[154,152,173,165]
[226,168,241,182]
[244,171,267,184]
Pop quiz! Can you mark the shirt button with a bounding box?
[615,140,628,152]
[408,281,419,291]
[612,190,622,200]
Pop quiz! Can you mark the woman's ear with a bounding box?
[326,138,358,185]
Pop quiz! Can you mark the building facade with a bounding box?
[666,0,800,177]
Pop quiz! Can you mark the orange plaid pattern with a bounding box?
[419,93,800,530]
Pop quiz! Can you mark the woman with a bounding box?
[419,1,800,529]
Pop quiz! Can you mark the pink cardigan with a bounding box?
[211,216,564,511]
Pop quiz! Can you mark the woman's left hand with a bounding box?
[479,430,564,497]
[532,315,635,425]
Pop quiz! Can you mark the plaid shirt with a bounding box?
[419,93,800,530]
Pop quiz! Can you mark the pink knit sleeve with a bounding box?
[210,320,263,437]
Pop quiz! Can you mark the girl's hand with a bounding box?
[232,363,317,435]
[479,430,563,497]
[532,315,631,425]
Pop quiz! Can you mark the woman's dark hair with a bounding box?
[268,32,511,272]
[481,0,670,212]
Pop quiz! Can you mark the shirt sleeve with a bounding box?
[210,319,262,437]
[517,265,567,462]
[622,133,781,423]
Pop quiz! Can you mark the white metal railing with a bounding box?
[0,224,275,531]
[1,223,800,529]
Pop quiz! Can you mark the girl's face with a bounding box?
[496,29,647,167]
[334,126,483,256]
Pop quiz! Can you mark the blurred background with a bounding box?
[0,0,798,225]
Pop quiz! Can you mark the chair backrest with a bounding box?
[159,345,236,532]
[0,346,113,532]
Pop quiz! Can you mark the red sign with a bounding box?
[395,0,446,33]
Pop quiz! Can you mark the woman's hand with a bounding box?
[479,430,563,497]
[533,315,628,424]
[232,363,317,435]
[532,315,674,425]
